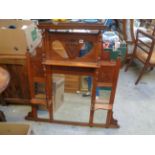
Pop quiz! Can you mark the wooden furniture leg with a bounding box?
[26,105,38,120]
[135,65,148,85]
[106,110,119,128]
[125,45,137,72]
[0,110,6,122]
[125,29,155,84]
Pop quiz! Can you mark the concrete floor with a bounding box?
[0,63,155,135]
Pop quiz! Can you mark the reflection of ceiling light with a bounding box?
[21,25,28,29]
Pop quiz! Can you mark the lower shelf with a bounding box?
[94,104,113,111]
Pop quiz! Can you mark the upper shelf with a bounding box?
[38,20,106,30]
[42,59,100,68]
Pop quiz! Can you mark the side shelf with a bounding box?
[90,59,121,128]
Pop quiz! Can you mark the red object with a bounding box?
[101,42,110,60]
[103,42,110,48]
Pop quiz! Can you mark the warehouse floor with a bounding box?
[0,63,155,135]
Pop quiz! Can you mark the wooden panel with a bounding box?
[64,75,80,92]
[0,51,30,104]
[54,74,80,93]
[0,63,30,103]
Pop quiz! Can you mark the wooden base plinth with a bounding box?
[25,111,119,128]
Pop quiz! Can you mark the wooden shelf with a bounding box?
[30,98,51,105]
[96,98,109,104]
[43,60,99,68]
[30,98,46,105]
[97,82,112,88]
[100,61,116,66]
[94,103,113,111]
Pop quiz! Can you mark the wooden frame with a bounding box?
[26,21,120,128]
[125,29,155,84]
[117,19,155,61]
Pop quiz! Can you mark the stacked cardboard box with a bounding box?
[0,20,42,55]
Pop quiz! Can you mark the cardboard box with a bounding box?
[36,77,65,112]
[53,77,65,111]
[0,20,42,55]
[0,123,31,135]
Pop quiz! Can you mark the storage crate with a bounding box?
[0,123,31,135]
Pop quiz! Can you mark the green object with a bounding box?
[100,87,112,91]
[104,43,127,62]
[31,28,37,41]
